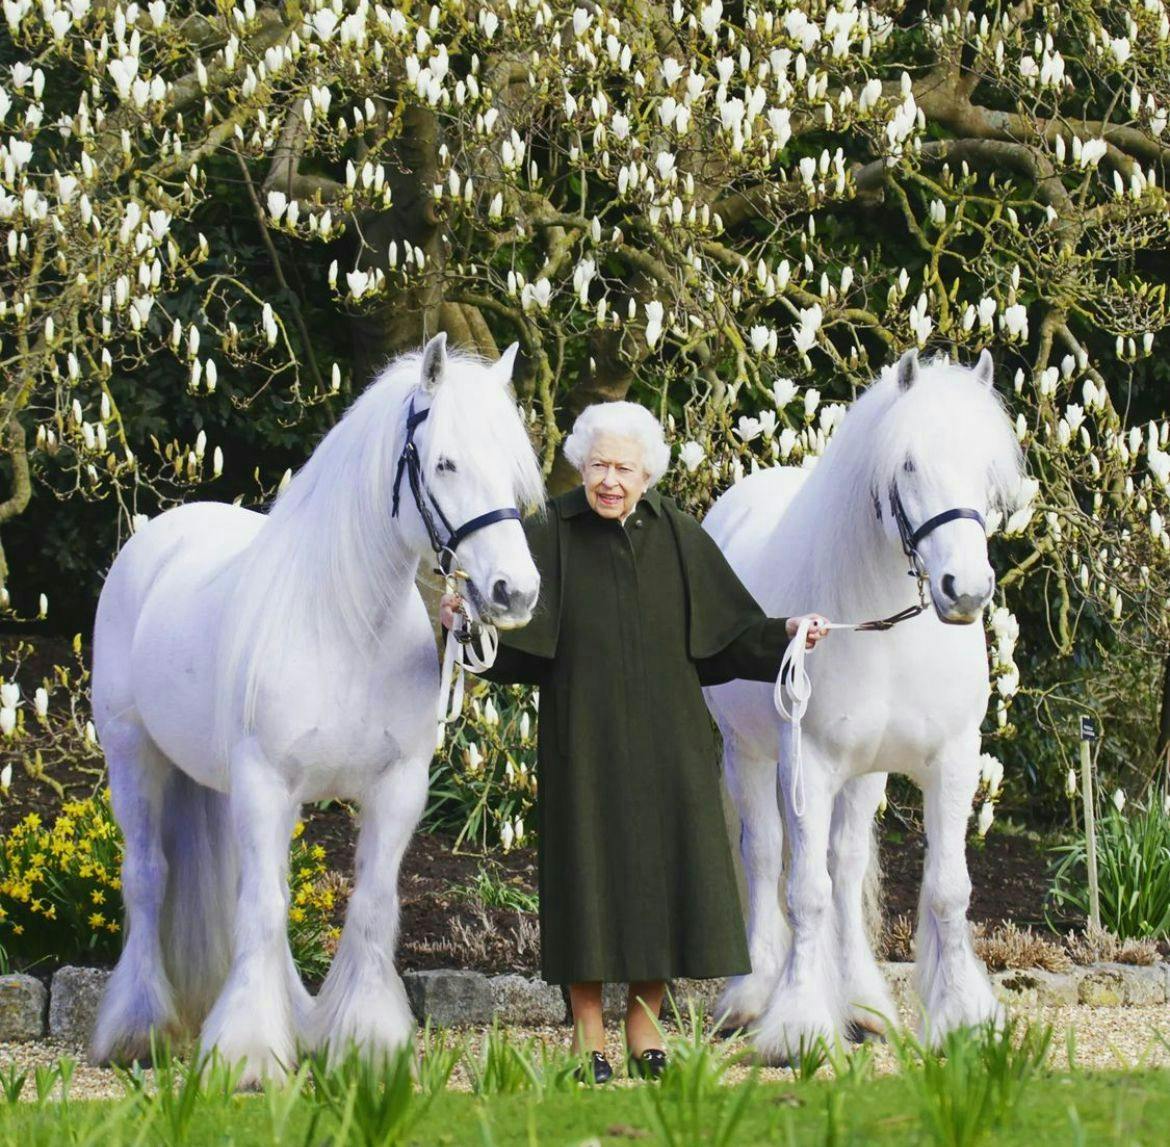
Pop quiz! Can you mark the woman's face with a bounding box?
[582,433,650,521]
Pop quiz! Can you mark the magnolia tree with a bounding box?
[1,0,1170,816]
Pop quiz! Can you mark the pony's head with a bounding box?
[871,349,1024,624]
[396,333,544,628]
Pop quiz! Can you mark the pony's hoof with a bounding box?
[714,1019,750,1041]
[845,1022,887,1046]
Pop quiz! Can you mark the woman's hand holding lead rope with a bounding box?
[437,590,498,748]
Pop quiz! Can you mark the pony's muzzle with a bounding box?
[487,577,539,628]
[934,570,995,624]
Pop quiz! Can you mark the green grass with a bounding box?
[2,1022,1170,1146]
[1,1071,1170,1145]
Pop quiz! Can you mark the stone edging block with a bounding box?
[0,973,48,1041]
[22,959,1170,1050]
[403,969,494,1027]
[48,966,110,1046]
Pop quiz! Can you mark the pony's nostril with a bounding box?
[491,578,511,608]
[941,574,957,601]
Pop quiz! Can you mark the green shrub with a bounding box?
[427,682,537,852]
[1048,799,1170,940]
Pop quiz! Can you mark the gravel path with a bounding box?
[2,1001,1168,1102]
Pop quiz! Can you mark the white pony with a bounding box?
[703,350,1024,1061]
[90,333,543,1083]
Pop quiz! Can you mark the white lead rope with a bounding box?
[773,617,866,819]
[437,595,499,748]
[772,590,931,817]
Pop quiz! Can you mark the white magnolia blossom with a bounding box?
[735,415,763,443]
[679,441,705,472]
[976,800,995,836]
[772,378,798,408]
[979,753,1005,798]
[644,300,665,349]
[793,304,823,353]
[1079,138,1108,169]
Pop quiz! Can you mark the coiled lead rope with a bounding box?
[773,601,929,817]
[436,582,499,748]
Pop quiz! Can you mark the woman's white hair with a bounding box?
[562,401,672,486]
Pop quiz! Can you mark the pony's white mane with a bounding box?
[777,355,1024,617]
[216,346,545,744]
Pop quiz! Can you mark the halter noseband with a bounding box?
[888,483,986,609]
[390,394,521,575]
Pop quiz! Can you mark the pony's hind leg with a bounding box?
[91,715,182,1064]
[716,741,788,1031]
[199,742,299,1086]
[915,743,1002,1045]
[831,773,897,1041]
[309,757,428,1065]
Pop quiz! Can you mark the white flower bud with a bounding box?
[977,801,994,836]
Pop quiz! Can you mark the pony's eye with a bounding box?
[903,457,916,474]
[436,457,457,474]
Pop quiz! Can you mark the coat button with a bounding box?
[634,519,644,528]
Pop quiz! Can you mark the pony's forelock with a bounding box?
[852,355,1024,512]
[772,353,1026,619]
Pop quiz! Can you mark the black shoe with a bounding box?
[629,1049,668,1080]
[574,1051,613,1085]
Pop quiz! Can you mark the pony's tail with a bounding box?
[159,769,237,1032]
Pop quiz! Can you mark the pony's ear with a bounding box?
[420,332,448,393]
[495,341,520,386]
[896,348,919,392]
[973,347,994,389]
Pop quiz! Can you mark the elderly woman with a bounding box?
[441,402,827,1082]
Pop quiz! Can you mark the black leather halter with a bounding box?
[390,395,521,575]
[888,483,986,604]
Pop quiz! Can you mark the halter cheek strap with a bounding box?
[391,394,521,574]
[889,484,986,599]
[389,391,524,749]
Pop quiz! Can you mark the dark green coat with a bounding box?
[476,484,788,985]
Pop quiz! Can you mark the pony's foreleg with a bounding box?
[91,716,182,1064]
[753,735,841,1064]
[310,757,428,1065]
[199,744,298,1085]
[831,773,897,1040]
[915,746,1002,1045]
[716,742,788,1030]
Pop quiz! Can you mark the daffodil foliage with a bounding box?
[1,1,1169,811]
